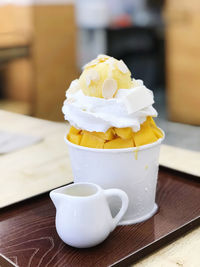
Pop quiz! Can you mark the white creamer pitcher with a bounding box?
[50,182,128,248]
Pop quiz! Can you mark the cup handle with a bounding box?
[104,189,129,231]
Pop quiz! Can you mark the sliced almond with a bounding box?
[83,55,110,69]
[97,54,110,61]
[102,78,117,99]
[88,69,100,81]
[85,75,91,86]
[117,60,129,74]
[106,58,115,78]
[85,69,99,86]
[83,59,98,69]
[106,57,115,65]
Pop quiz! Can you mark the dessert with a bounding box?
[62,55,164,224]
[62,55,163,149]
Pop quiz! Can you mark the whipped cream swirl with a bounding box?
[62,80,157,133]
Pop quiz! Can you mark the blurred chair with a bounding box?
[0,4,33,115]
[0,1,78,121]
[165,0,200,125]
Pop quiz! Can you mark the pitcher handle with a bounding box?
[104,189,129,231]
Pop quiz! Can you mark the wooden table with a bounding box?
[0,111,200,266]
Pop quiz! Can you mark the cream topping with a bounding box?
[62,79,157,132]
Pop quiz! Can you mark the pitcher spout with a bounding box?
[50,191,64,209]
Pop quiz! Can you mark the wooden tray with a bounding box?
[0,167,200,267]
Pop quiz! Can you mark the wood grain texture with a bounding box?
[0,168,199,267]
[32,4,78,121]
[0,111,72,208]
[159,145,200,177]
[0,254,18,267]
[134,226,200,267]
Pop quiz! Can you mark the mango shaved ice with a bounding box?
[63,55,163,149]
[67,116,163,149]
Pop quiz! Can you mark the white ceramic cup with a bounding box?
[65,130,164,225]
[50,182,128,248]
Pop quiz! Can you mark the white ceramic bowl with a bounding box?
[65,130,164,225]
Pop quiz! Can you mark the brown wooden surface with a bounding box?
[4,58,33,103]
[0,111,72,209]
[0,254,17,267]
[0,5,33,48]
[33,4,78,121]
[165,0,200,125]
[0,167,199,267]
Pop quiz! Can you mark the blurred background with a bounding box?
[0,0,199,150]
